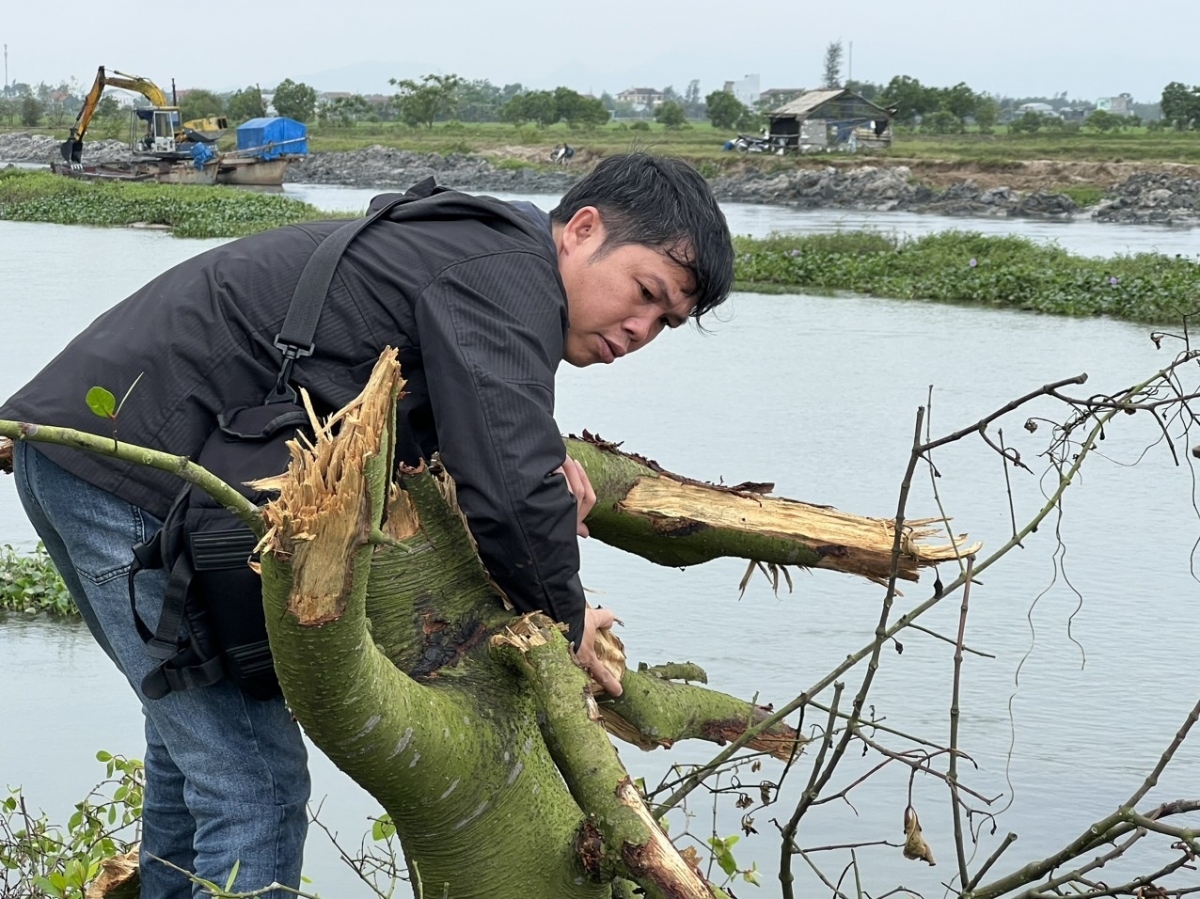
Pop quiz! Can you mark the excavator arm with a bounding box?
[60,66,172,163]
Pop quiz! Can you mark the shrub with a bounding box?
[0,543,74,617]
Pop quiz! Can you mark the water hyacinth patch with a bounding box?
[0,170,338,238]
[732,230,1200,325]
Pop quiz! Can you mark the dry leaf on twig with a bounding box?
[902,805,936,866]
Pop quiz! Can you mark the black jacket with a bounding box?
[1,185,587,646]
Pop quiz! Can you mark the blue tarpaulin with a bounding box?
[235,117,308,160]
[190,142,216,169]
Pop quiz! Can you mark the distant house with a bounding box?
[616,87,665,108]
[1017,102,1056,117]
[1058,105,1093,123]
[768,89,894,153]
[1096,93,1132,117]
[722,74,760,107]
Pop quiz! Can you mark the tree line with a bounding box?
[0,68,1190,137]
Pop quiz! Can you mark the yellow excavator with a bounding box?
[60,66,229,164]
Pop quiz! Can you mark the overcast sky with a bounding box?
[5,0,1196,103]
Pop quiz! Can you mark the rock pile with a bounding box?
[0,132,131,164]
[710,165,928,211]
[709,166,1079,219]
[1093,172,1200,225]
[285,146,578,195]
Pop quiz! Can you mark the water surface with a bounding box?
[1,208,1198,897]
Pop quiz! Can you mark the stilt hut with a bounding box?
[768,89,894,153]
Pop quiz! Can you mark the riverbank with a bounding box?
[2,169,1196,326]
[286,147,1200,224]
[5,130,1200,225]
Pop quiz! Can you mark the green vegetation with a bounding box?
[272,78,319,124]
[1,752,144,898]
[887,129,1200,163]
[734,230,1200,323]
[0,543,74,617]
[0,170,336,238]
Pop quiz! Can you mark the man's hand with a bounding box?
[576,606,623,696]
[555,456,596,537]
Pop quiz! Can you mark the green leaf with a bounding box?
[224,859,241,892]
[718,849,738,876]
[85,386,117,419]
[371,813,396,841]
[95,750,112,762]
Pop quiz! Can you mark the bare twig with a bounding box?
[949,555,976,891]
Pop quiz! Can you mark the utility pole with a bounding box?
[4,44,8,93]
[848,41,853,86]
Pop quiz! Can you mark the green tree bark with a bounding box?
[0,349,963,897]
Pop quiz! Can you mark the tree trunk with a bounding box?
[252,351,966,897]
[0,350,970,898]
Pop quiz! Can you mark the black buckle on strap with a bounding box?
[267,337,314,404]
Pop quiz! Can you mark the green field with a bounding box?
[301,121,1200,168]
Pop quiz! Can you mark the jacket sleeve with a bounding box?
[413,250,586,649]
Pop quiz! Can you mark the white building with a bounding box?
[1096,94,1132,117]
[722,74,760,108]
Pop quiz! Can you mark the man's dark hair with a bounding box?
[549,153,734,318]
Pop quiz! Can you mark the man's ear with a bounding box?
[562,206,602,255]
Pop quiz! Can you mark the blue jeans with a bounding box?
[14,443,310,899]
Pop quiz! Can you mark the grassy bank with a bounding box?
[734,231,1200,323]
[0,170,334,238]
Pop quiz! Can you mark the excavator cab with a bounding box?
[59,66,214,164]
[136,107,182,154]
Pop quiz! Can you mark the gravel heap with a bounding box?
[0,132,132,164]
[1093,172,1200,225]
[285,146,578,195]
[709,165,1079,219]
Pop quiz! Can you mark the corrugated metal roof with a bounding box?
[771,88,888,119]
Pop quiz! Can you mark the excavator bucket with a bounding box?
[60,139,83,165]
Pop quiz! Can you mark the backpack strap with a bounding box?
[267,182,438,404]
[130,539,225,700]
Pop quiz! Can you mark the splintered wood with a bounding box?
[259,350,406,624]
[621,476,978,583]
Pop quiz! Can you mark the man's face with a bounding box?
[556,207,696,368]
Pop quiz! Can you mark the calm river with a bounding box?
[1,188,1198,897]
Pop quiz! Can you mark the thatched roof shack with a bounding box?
[768,89,894,153]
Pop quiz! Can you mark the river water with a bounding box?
[1,188,1198,897]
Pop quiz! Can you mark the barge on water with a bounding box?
[50,116,308,187]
